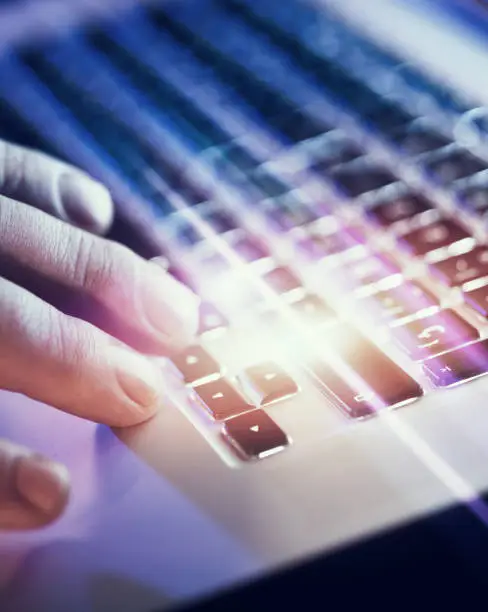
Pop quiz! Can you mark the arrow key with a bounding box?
[223,411,290,460]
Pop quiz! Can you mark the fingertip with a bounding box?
[58,172,114,234]
[15,455,70,521]
[143,259,200,349]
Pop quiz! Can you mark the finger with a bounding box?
[0,276,166,426]
[0,140,113,234]
[0,197,199,353]
[0,440,69,530]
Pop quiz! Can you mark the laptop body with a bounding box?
[3,0,488,609]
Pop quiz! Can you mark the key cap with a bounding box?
[312,134,364,171]
[309,324,423,418]
[330,162,398,198]
[422,339,488,387]
[238,361,299,406]
[464,283,488,317]
[249,169,290,198]
[392,126,450,156]
[171,345,221,385]
[430,246,488,287]
[359,281,438,321]
[339,252,402,288]
[424,149,487,184]
[223,410,289,460]
[367,193,436,227]
[271,109,331,143]
[194,378,253,420]
[290,294,337,327]
[458,184,488,215]
[263,266,302,295]
[297,224,365,261]
[198,302,228,335]
[261,194,321,231]
[231,234,270,262]
[398,218,473,257]
[390,309,479,360]
[201,207,239,234]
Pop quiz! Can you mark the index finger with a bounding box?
[0,197,199,353]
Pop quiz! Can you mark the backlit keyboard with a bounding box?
[3,0,488,464]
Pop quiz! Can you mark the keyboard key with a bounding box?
[290,294,337,327]
[367,193,435,227]
[248,169,290,198]
[309,324,423,418]
[312,134,363,170]
[398,218,473,257]
[392,126,450,156]
[271,109,331,143]
[261,196,320,231]
[330,162,398,198]
[340,252,402,288]
[458,184,488,215]
[297,224,365,261]
[423,340,488,387]
[390,309,479,360]
[202,207,239,234]
[430,246,488,287]
[223,410,289,460]
[262,266,302,295]
[464,283,488,317]
[171,345,221,385]
[231,233,270,262]
[424,149,487,184]
[198,302,228,335]
[195,378,253,420]
[238,361,299,406]
[359,281,438,321]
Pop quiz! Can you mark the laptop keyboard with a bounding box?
[2,0,488,463]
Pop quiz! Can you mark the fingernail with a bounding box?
[58,172,113,233]
[16,455,70,516]
[110,347,162,420]
[142,261,200,347]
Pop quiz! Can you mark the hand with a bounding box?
[0,141,199,529]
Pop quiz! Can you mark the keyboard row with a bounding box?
[170,314,488,460]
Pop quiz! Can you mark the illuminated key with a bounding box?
[231,234,270,262]
[312,134,363,170]
[422,340,488,387]
[290,294,337,327]
[309,324,423,418]
[297,225,365,261]
[262,267,302,295]
[424,149,487,184]
[393,126,450,156]
[342,253,401,289]
[358,282,438,322]
[171,346,221,385]
[423,339,488,387]
[198,302,228,336]
[223,411,289,460]
[430,246,488,287]
[398,218,473,257]
[195,379,253,420]
[390,309,479,361]
[330,162,398,198]
[238,362,299,406]
[367,193,435,227]
[464,283,488,317]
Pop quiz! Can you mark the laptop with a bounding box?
[3,0,488,609]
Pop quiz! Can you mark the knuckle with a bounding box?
[71,234,135,298]
[45,305,95,369]
[0,141,26,196]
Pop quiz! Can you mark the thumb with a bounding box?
[0,440,70,530]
